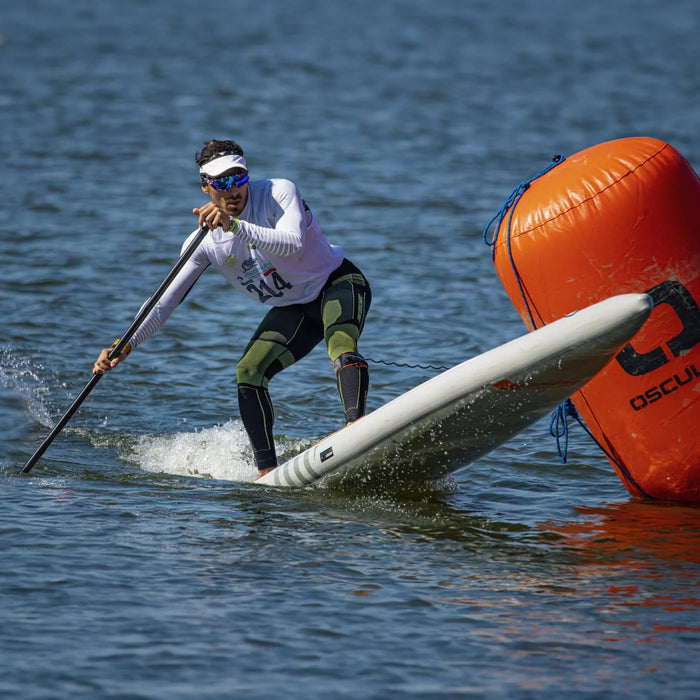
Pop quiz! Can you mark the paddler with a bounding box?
[93,139,371,479]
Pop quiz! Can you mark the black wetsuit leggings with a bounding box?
[236,259,371,470]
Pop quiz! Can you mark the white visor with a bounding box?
[200,154,248,177]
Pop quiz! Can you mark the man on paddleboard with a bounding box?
[94,139,371,479]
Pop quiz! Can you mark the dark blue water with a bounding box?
[2,0,700,697]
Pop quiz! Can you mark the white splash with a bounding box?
[0,349,55,428]
[128,420,259,483]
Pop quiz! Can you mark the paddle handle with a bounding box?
[20,225,210,474]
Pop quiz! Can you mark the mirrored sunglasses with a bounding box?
[201,172,249,190]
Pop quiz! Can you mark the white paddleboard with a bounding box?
[257,293,653,489]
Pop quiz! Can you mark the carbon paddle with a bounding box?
[20,225,210,474]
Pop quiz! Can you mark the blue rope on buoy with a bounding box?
[482,154,565,251]
[548,398,653,498]
[482,154,565,330]
[549,398,579,463]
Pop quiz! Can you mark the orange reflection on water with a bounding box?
[541,498,700,640]
[544,499,700,567]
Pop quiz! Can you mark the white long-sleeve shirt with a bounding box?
[128,178,344,349]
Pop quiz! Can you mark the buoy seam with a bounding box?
[506,142,670,238]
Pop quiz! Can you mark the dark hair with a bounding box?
[195,139,245,167]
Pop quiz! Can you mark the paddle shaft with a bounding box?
[20,225,210,474]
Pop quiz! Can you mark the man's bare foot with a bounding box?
[256,467,276,480]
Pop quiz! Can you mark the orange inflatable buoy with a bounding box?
[485,137,700,501]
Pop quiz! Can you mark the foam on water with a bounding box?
[126,420,313,484]
[127,420,259,482]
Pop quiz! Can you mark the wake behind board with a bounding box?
[257,294,653,490]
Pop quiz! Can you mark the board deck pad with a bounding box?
[257,294,653,489]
